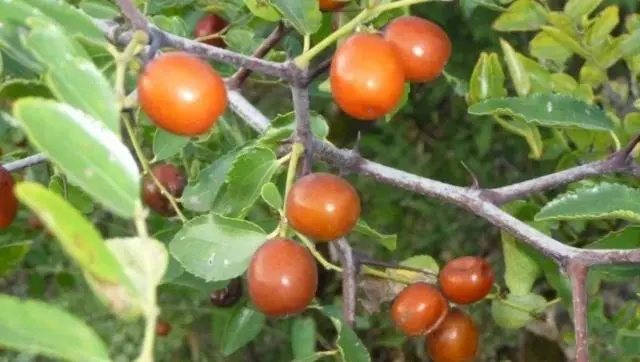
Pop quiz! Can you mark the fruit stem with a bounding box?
[135,304,159,362]
[358,257,439,277]
[133,202,149,238]
[113,30,148,109]
[486,293,546,315]
[361,266,420,285]
[122,115,187,223]
[280,143,305,237]
[293,0,443,68]
[295,232,342,272]
[276,152,293,166]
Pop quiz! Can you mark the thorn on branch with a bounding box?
[228,22,288,89]
[339,133,361,177]
[460,160,480,189]
[2,153,48,172]
[303,57,332,87]
[620,133,640,158]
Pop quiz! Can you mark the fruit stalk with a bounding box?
[122,115,187,222]
[280,143,305,237]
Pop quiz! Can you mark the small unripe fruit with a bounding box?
[141,164,186,217]
[439,256,494,304]
[193,14,228,48]
[155,320,172,337]
[391,282,449,336]
[426,308,479,362]
[210,277,243,308]
[0,165,18,230]
[247,238,318,317]
[286,173,360,242]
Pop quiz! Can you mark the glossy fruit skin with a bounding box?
[155,320,172,337]
[138,52,227,136]
[141,164,186,217]
[383,16,451,83]
[247,238,318,317]
[330,33,405,121]
[210,277,243,308]
[286,172,361,242]
[0,165,18,230]
[439,256,495,304]
[391,282,449,336]
[320,0,347,11]
[426,308,479,362]
[193,14,228,48]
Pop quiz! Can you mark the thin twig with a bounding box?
[228,22,288,89]
[114,0,148,32]
[2,153,47,172]
[334,238,356,327]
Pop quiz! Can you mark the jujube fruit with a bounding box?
[319,0,347,11]
[210,277,243,308]
[391,282,449,336]
[439,256,494,304]
[141,163,186,217]
[0,165,18,230]
[247,238,318,317]
[138,51,227,136]
[155,320,172,337]
[330,33,405,121]
[426,308,479,362]
[193,14,228,48]
[286,172,360,241]
[383,16,451,83]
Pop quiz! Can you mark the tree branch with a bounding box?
[291,85,313,176]
[334,238,356,327]
[2,154,48,172]
[303,57,332,87]
[567,261,590,362]
[114,0,149,32]
[228,22,289,89]
[94,19,294,82]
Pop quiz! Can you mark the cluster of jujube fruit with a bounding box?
[392,256,494,361]
[330,15,451,121]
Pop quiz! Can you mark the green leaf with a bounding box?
[151,15,189,37]
[516,53,553,93]
[0,295,110,362]
[21,0,107,46]
[551,72,578,93]
[320,307,371,362]
[24,20,120,134]
[85,237,168,319]
[260,112,330,144]
[541,26,588,58]
[78,0,120,19]
[213,146,279,217]
[620,28,640,57]
[0,23,44,75]
[352,219,397,251]
[564,0,602,21]
[501,230,542,296]
[14,182,128,285]
[271,0,322,35]
[585,6,619,47]
[13,99,140,218]
[244,0,282,22]
[384,82,410,123]
[169,213,267,281]
[49,175,95,214]
[0,242,32,277]
[491,293,547,329]
[0,79,53,101]
[152,129,190,162]
[529,31,573,67]
[147,0,194,14]
[492,0,548,32]
[291,317,316,359]
[166,272,229,294]
[182,151,238,212]
[466,52,506,105]
[468,93,615,131]
[224,27,263,55]
[500,39,530,96]
[220,307,266,356]
[535,182,640,222]
[260,182,283,211]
